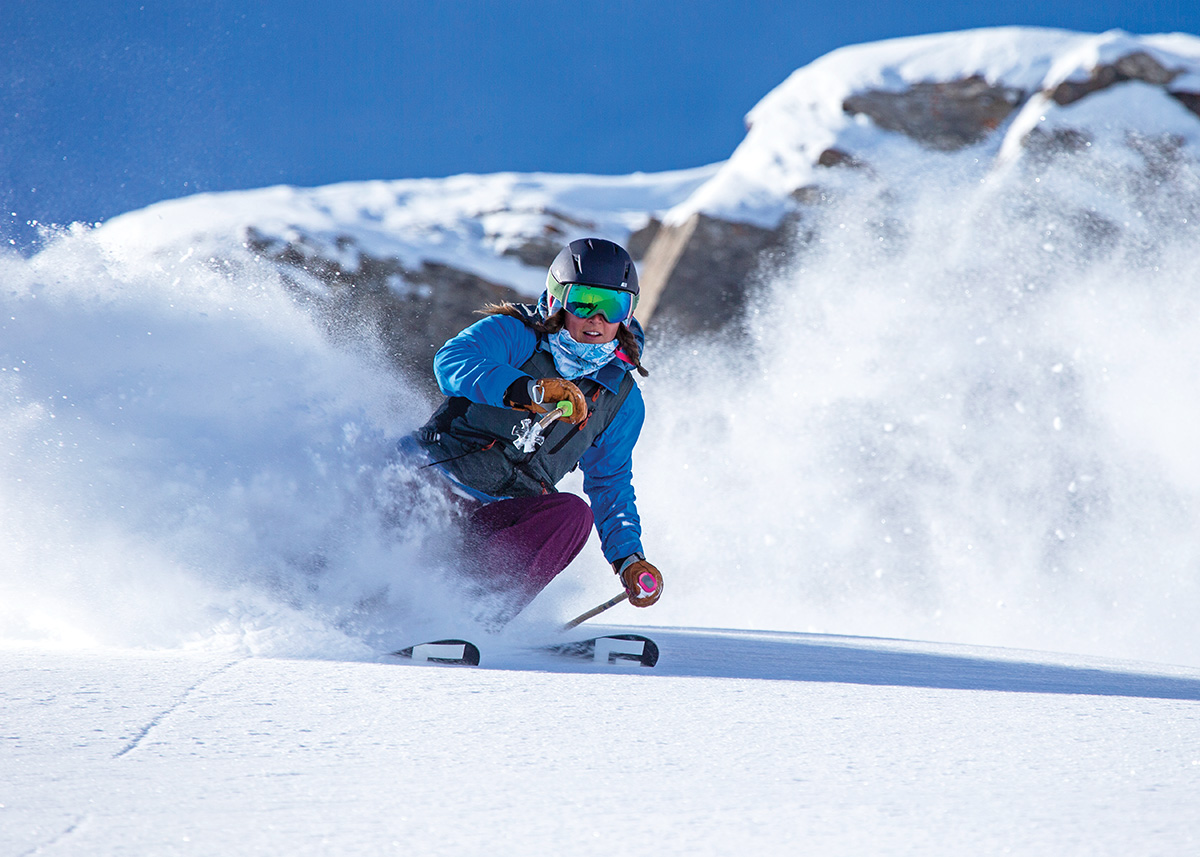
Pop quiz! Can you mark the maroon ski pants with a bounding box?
[460,492,594,622]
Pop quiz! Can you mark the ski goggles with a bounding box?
[560,283,636,324]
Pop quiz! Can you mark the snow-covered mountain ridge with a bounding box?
[675,27,1200,227]
[92,167,715,381]
[91,27,1200,349]
[641,27,1200,328]
[96,166,717,299]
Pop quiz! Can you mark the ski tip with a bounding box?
[622,634,659,667]
[641,637,660,667]
[392,639,481,666]
[548,633,659,667]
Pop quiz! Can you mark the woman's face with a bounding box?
[563,309,620,344]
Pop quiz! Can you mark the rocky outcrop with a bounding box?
[500,234,563,268]
[842,75,1027,151]
[1170,90,1200,120]
[245,227,523,391]
[626,218,662,259]
[499,208,600,267]
[234,45,1200,366]
[1050,51,1178,105]
[637,76,1033,332]
[635,51,1200,335]
[636,213,785,335]
[817,148,869,170]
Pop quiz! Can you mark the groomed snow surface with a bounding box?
[5,630,1199,856]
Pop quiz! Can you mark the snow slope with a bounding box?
[4,630,1199,855]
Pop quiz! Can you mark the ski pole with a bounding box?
[562,590,629,631]
[537,402,570,429]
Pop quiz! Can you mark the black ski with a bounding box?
[390,633,658,668]
[541,633,659,667]
[392,639,481,666]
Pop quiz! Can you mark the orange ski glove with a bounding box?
[614,553,663,608]
[506,377,588,426]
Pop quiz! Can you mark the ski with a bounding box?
[392,639,481,666]
[389,633,659,668]
[540,633,659,667]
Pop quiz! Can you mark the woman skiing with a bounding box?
[407,237,663,625]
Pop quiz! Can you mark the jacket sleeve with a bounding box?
[432,315,536,407]
[579,384,645,563]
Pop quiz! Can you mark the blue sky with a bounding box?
[3,0,1199,246]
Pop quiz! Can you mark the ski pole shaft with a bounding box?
[537,404,568,429]
[562,590,629,631]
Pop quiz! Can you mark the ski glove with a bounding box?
[506,377,588,426]
[614,553,663,608]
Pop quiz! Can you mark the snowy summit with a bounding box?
[673,27,1200,226]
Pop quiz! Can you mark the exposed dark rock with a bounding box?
[789,185,837,205]
[1051,52,1179,105]
[843,75,1026,151]
[496,208,597,267]
[1071,209,1122,256]
[496,209,587,267]
[1023,127,1093,163]
[245,227,523,390]
[817,148,868,169]
[1126,132,1189,182]
[626,218,661,259]
[1170,91,1200,120]
[540,207,597,231]
[501,232,564,268]
[637,213,786,334]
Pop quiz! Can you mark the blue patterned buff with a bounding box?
[547,329,619,379]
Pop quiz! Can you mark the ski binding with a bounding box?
[392,639,481,666]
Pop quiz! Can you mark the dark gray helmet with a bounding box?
[546,238,639,300]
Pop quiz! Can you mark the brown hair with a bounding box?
[479,302,649,377]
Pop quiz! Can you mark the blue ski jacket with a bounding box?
[426,308,646,564]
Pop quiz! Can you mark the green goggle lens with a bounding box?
[562,283,635,323]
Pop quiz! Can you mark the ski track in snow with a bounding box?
[16,814,89,857]
[111,660,243,759]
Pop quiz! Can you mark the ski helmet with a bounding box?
[546,238,639,321]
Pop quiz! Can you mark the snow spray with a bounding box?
[635,143,1200,667]
[0,229,470,656]
[3,142,1200,667]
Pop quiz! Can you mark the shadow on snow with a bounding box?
[486,626,1200,701]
